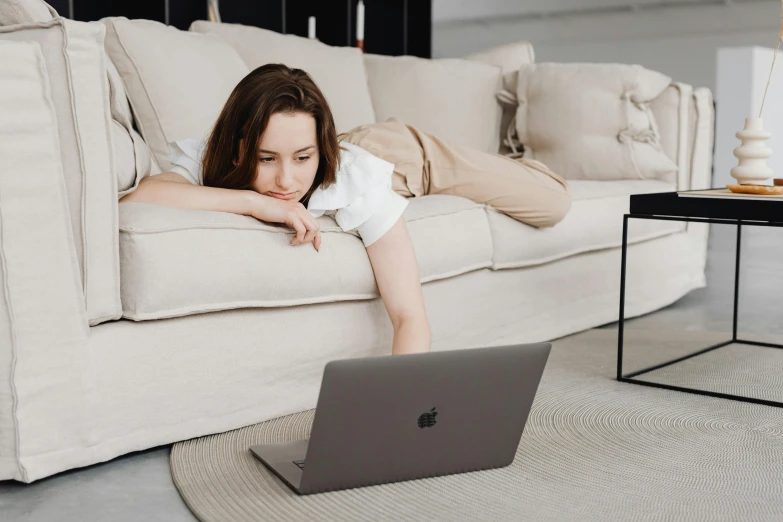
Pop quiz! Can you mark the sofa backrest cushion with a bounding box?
[516,62,677,182]
[0,0,57,25]
[102,17,250,171]
[364,54,503,153]
[189,21,376,134]
[0,19,121,325]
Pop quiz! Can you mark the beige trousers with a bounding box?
[341,118,571,228]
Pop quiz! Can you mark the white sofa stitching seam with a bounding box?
[0,186,29,482]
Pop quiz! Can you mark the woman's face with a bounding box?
[250,111,319,202]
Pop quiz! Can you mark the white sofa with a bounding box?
[0,5,713,482]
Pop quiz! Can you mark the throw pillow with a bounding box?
[102,17,250,171]
[516,62,677,182]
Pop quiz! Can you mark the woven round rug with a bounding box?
[171,328,783,521]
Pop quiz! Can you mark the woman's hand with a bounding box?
[251,193,322,251]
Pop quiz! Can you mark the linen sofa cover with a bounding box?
[189,20,377,135]
[119,177,689,322]
[0,0,56,25]
[6,0,168,200]
[0,38,90,483]
[118,195,493,321]
[1,227,710,483]
[464,41,536,157]
[650,82,697,192]
[363,54,503,154]
[0,20,718,482]
[488,179,684,269]
[465,41,535,76]
[106,55,161,197]
[0,19,120,325]
[102,17,250,171]
[516,62,677,182]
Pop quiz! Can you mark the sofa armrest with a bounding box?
[0,40,90,482]
[689,87,715,191]
[650,83,714,191]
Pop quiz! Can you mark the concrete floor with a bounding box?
[1,223,779,521]
[0,447,195,522]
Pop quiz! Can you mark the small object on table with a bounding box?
[356,1,365,51]
[730,117,773,185]
[308,16,316,40]
[727,183,783,195]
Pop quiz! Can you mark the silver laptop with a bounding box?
[249,342,550,495]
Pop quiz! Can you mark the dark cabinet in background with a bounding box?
[52,0,431,58]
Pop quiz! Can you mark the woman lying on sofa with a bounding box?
[119,63,571,356]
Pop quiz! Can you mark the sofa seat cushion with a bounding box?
[403,195,493,282]
[119,195,492,321]
[489,180,684,270]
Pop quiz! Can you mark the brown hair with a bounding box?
[201,63,340,206]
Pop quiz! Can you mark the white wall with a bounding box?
[714,47,783,188]
[433,0,782,92]
[432,0,729,23]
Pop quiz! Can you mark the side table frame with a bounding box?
[616,214,783,408]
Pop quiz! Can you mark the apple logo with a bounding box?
[417,407,438,429]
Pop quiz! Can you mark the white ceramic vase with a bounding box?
[730,117,773,185]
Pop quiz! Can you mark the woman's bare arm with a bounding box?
[119,172,259,216]
[120,172,322,250]
[366,216,431,355]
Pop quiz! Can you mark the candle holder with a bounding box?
[356,0,365,52]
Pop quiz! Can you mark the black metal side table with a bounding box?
[617,191,783,408]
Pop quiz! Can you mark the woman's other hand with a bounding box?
[252,194,322,251]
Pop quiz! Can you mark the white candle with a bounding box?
[308,16,316,39]
[357,1,365,40]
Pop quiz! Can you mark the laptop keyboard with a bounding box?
[292,459,305,469]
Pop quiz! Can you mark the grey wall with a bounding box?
[432,0,782,92]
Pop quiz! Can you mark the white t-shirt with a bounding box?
[168,138,409,247]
